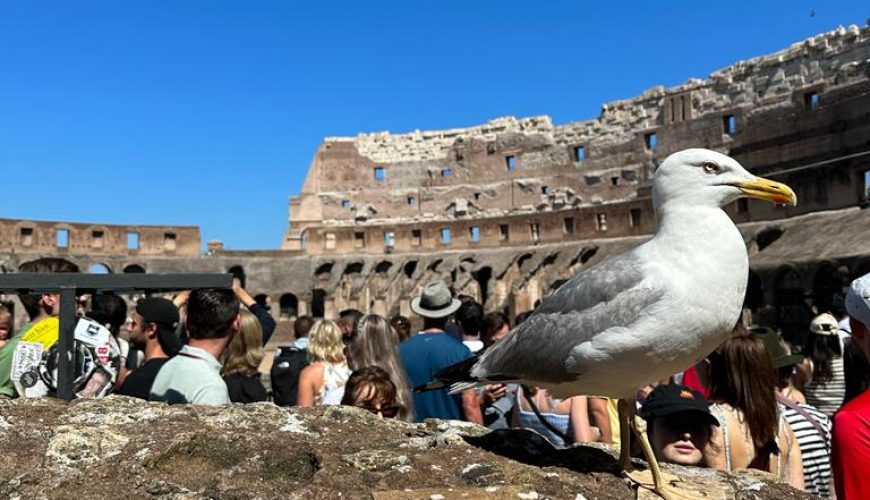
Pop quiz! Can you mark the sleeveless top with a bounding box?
[514,386,573,447]
[316,361,351,406]
[805,357,846,416]
[710,403,792,479]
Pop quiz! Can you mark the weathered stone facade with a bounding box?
[1,24,869,344]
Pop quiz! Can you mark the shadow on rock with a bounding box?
[464,428,622,475]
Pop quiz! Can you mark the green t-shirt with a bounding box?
[0,322,32,398]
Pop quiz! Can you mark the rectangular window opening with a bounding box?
[530,223,540,244]
[441,168,453,177]
[644,132,657,151]
[163,232,177,250]
[563,217,575,234]
[469,226,480,242]
[499,224,510,241]
[354,232,365,248]
[596,214,607,232]
[611,177,619,187]
[542,185,550,195]
[127,232,139,250]
[863,170,870,200]
[506,155,516,171]
[804,91,820,111]
[92,230,104,248]
[441,227,452,244]
[474,192,482,201]
[407,196,416,206]
[723,115,736,135]
[374,167,386,182]
[412,229,422,246]
[573,145,586,162]
[384,231,395,248]
[630,209,642,228]
[680,95,687,121]
[56,228,69,248]
[342,200,351,209]
[19,227,33,246]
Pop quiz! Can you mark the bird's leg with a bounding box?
[630,405,667,495]
[617,398,632,471]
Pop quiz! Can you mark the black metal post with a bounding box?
[57,287,78,401]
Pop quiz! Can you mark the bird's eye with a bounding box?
[701,161,721,174]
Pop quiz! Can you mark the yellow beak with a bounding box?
[734,176,797,206]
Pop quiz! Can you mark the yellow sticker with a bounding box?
[20,317,60,349]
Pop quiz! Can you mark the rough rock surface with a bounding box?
[0,397,813,499]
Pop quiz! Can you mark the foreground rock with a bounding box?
[0,397,811,499]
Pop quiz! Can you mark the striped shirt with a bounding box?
[806,357,846,416]
[780,402,832,497]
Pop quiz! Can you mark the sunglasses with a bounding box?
[357,403,401,418]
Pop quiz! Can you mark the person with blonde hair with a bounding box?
[346,314,414,421]
[297,320,351,406]
[222,310,267,403]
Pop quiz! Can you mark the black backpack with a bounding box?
[270,345,309,406]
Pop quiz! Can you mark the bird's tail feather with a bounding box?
[414,353,518,394]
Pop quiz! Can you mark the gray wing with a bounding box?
[471,250,667,383]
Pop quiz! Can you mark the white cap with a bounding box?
[809,313,839,336]
[845,273,870,329]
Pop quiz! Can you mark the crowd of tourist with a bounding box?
[0,257,868,498]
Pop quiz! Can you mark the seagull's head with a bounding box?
[653,149,797,209]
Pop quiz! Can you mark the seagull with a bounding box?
[419,148,797,497]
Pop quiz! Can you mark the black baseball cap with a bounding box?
[640,384,720,427]
[135,298,182,355]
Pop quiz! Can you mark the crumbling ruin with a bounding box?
[1,24,869,343]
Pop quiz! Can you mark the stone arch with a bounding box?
[811,262,848,314]
[253,294,270,308]
[375,261,393,274]
[772,265,811,345]
[344,262,364,275]
[403,261,418,279]
[756,227,784,252]
[88,263,112,274]
[472,266,492,306]
[311,289,327,318]
[315,262,334,276]
[123,264,146,274]
[228,265,246,288]
[744,269,764,311]
[279,294,298,319]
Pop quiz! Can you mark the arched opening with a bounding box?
[403,261,418,278]
[279,294,298,319]
[517,253,533,270]
[228,265,246,288]
[311,289,326,318]
[744,270,764,311]
[344,262,364,275]
[253,294,269,308]
[427,259,443,272]
[772,266,810,345]
[315,262,334,277]
[375,261,392,274]
[550,279,568,292]
[756,228,784,252]
[88,263,112,274]
[811,263,848,315]
[472,266,492,306]
[123,264,146,274]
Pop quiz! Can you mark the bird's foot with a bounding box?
[624,468,707,500]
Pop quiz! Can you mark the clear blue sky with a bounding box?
[1,2,866,250]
